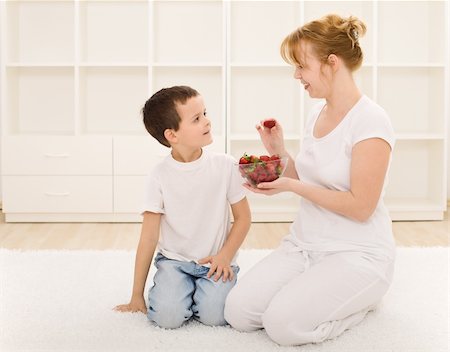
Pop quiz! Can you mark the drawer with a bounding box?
[2,176,113,213]
[1,136,112,175]
[113,176,146,213]
[114,136,169,175]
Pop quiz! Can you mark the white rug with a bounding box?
[0,248,448,352]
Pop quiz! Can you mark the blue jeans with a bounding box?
[147,253,239,329]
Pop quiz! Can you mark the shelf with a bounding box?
[6,63,75,67]
[385,140,446,208]
[152,63,223,68]
[5,1,74,63]
[153,1,223,64]
[79,67,148,134]
[230,63,292,68]
[230,133,301,141]
[377,63,446,68]
[377,67,445,135]
[230,1,300,64]
[4,67,75,135]
[229,66,302,135]
[78,63,148,68]
[378,1,445,64]
[79,1,148,64]
[395,133,446,141]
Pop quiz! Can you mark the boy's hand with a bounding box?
[113,296,147,314]
[198,254,234,282]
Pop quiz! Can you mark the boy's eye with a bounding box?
[203,110,207,116]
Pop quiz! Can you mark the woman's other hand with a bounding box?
[243,177,295,195]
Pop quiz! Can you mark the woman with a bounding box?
[224,14,396,346]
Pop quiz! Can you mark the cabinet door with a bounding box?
[2,176,113,213]
[2,136,112,175]
[114,175,146,213]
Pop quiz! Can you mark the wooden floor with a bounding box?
[0,208,448,250]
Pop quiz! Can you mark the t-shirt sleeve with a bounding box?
[351,106,396,150]
[226,155,248,205]
[140,170,165,215]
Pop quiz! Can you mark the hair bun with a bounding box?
[345,16,367,48]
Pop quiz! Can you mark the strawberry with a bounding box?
[263,119,276,129]
[269,154,280,160]
[239,156,250,164]
[238,152,286,186]
[239,153,251,164]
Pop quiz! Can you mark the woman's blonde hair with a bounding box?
[281,14,367,71]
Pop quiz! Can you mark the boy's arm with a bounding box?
[114,211,161,313]
[199,197,251,282]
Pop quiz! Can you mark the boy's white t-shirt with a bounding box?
[141,150,246,265]
[290,95,396,259]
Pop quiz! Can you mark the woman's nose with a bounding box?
[294,67,302,79]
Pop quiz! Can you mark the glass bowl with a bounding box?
[238,156,288,187]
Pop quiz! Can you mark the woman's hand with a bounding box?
[256,119,286,156]
[244,177,295,195]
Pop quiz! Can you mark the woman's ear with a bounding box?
[164,129,177,145]
[327,54,339,71]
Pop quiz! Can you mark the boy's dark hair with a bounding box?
[142,85,199,147]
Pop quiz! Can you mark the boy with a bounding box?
[114,86,251,329]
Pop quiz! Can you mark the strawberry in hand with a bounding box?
[263,119,276,129]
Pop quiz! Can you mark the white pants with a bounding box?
[224,236,394,346]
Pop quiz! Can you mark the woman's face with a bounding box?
[292,40,332,99]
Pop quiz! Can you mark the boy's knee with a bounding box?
[147,304,192,329]
[197,310,227,327]
[194,298,227,327]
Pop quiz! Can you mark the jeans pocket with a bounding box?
[153,252,166,269]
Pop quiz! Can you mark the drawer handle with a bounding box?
[45,192,70,197]
[44,153,70,158]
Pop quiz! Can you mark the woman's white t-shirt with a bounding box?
[141,150,247,264]
[290,95,396,259]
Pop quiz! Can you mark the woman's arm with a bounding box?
[114,211,161,313]
[254,138,392,222]
[198,197,251,281]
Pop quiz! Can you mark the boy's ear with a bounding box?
[164,129,177,144]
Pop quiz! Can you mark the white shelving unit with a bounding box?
[0,0,448,222]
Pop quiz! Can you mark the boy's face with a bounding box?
[172,95,212,149]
